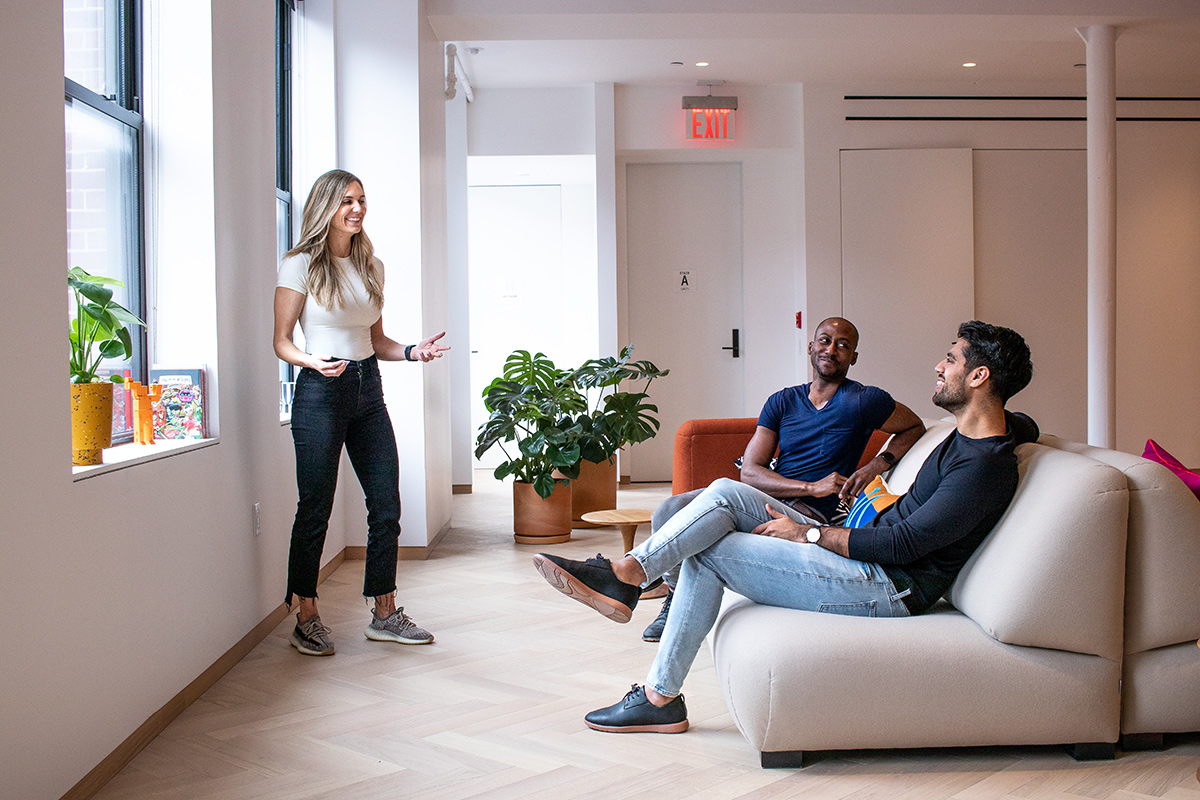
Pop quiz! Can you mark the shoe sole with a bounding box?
[364,627,434,645]
[642,633,662,642]
[532,554,634,623]
[584,718,689,734]
[289,632,335,656]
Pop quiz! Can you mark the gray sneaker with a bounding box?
[290,614,335,656]
[365,607,434,645]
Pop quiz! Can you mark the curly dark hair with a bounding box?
[958,321,1033,402]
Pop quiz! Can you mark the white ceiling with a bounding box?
[427,0,1200,94]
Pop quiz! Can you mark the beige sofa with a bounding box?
[706,419,1197,768]
[1037,436,1200,750]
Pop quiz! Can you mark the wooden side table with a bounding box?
[580,508,654,554]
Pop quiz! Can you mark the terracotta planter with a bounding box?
[70,382,114,465]
[512,480,573,545]
[572,457,618,522]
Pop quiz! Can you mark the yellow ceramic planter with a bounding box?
[70,382,114,465]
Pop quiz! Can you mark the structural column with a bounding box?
[1078,24,1118,448]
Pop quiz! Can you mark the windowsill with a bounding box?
[72,437,218,481]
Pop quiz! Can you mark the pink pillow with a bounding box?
[1143,439,1200,501]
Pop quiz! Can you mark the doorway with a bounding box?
[467,156,599,470]
[626,162,745,482]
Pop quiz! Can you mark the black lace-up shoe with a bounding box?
[532,552,640,623]
[584,684,689,733]
[641,589,673,642]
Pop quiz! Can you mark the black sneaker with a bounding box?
[584,684,689,733]
[641,589,673,642]
[533,552,640,623]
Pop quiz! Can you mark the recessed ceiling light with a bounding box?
[696,61,710,67]
[962,62,977,68]
[1074,63,1087,69]
[671,61,684,66]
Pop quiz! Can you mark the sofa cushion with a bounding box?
[1037,436,1200,655]
[949,444,1128,662]
[885,418,955,493]
[1119,642,1200,735]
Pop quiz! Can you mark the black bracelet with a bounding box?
[404,344,415,362]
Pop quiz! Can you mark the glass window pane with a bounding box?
[64,0,120,99]
[276,195,291,261]
[65,96,141,395]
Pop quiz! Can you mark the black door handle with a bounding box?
[721,329,740,358]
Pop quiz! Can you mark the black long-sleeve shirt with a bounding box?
[846,412,1039,614]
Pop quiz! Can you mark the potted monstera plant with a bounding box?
[69,266,146,465]
[474,350,587,543]
[565,345,668,520]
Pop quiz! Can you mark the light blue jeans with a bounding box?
[630,478,911,698]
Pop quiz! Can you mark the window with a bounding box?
[277,0,296,416]
[64,0,144,440]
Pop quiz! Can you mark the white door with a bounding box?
[468,184,570,470]
[626,162,745,482]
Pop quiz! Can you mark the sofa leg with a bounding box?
[1068,742,1115,761]
[761,750,811,769]
[1120,732,1164,751]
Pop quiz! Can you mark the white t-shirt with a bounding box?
[276,252,382,362]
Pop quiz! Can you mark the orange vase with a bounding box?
[512,480,573,545]
[70,382,114,465]
[571,457,618,522]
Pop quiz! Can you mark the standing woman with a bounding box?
[274,169,449,656]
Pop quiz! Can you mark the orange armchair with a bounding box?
[670,418,889,495]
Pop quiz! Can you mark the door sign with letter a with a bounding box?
[677,270,692,292]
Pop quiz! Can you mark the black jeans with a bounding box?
[286,356,400,604]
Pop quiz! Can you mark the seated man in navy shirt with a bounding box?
[533,320,1037,735]
[641,316,925,641]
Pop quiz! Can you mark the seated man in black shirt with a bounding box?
[533,320,1037,734]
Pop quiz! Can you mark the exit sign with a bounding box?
[682,94,738,142]
[686,108,735,141]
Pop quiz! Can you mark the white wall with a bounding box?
[468,87,596,156]
[465,83,807,460]
[1114,122,1200,461]
[615,84,805,416]
[331,0,453,548]
[0,1,454,796]
[801,85,1200,463]
[1,2,301,797]
[588,79,1199,462]
[446,82,474,488]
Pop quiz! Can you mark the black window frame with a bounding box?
[277,0,298,413]
[64,0,147,443]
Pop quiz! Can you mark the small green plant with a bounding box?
[474,350,587,499]
[69,266,146,384]
[566,344,669,465]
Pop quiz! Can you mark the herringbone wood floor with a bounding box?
[93,474,1200,800]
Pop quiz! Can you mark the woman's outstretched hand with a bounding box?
[413,331,450,362]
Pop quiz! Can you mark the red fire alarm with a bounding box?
[795,311,802,329]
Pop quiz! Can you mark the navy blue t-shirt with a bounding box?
[757,380,896,519]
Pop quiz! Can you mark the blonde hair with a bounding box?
[285,169,384,311]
